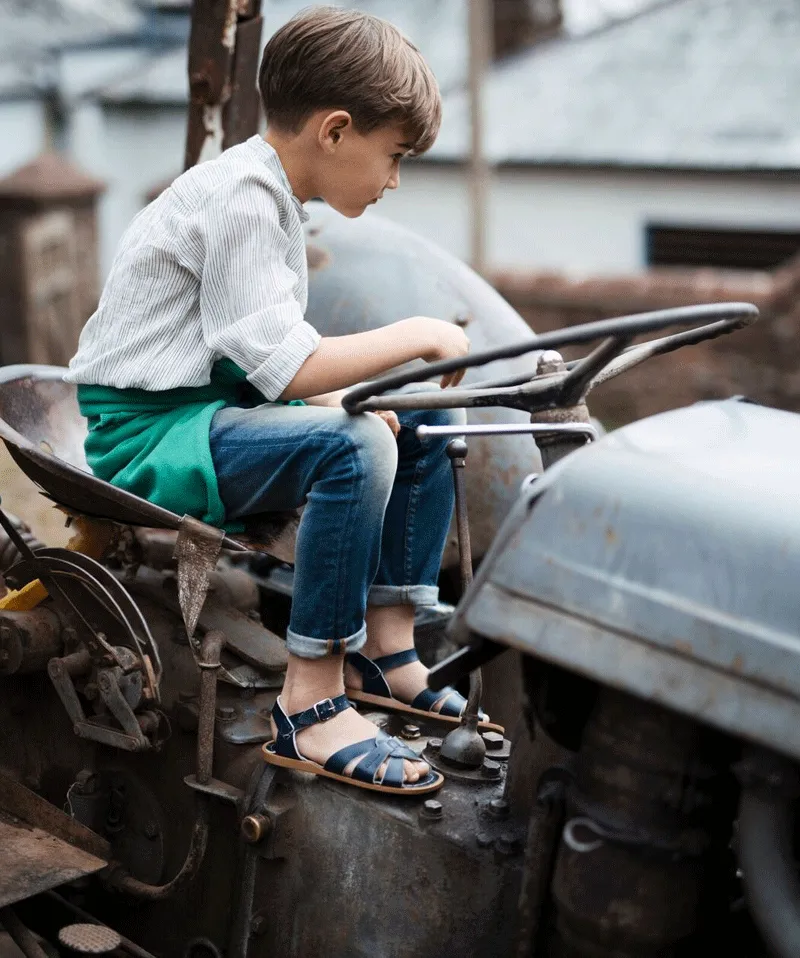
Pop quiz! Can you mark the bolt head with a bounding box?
[428,738,443,750]
[421,799,443,819]
[488,798,509,819]
[481,731,504,750]
[400,724,421,740]
[496,832,522,856]
[216,705,236,721]
[482,760,501,780]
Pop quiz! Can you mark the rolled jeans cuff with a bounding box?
[367,584,440,608]
[286,622,367,659]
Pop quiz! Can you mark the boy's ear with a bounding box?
[318,111,352,152]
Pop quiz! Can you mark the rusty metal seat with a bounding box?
[0,365,298,561]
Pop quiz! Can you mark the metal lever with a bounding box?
[416,422,597,441]
[436,439,487,770]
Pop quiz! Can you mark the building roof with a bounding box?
[430,0,800,172]
[0,152,105,204]
[98,0,660,106]
[100,0,468,104]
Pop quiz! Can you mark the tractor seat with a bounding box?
[0,365,298,561]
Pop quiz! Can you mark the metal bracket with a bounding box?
[48,653,151,752]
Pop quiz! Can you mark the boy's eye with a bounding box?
[391,153,404,162]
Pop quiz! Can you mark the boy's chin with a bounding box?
[326,199,370,219]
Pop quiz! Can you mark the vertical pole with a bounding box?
[184,0,263,171]
[468,0,491,275]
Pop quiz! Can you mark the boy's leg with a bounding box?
[209,402,430,782]
[345,395,468,701]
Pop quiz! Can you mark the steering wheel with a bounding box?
[342,303,759,416]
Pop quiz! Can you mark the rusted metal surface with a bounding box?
[222,14,264,151]
[197,630,224,786]
[227,764,277,958]
[127,569,287,682]
[175,516,225,644]
[0,608,60,675]
[185,0,263,169]
[514,775,566,957]
[0,812,104,904]
[0,803,107,908]
[108,632,222,900]
[0,771,110,862]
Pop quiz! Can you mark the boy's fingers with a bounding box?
[440,367,466,389]
[375,409,400,436]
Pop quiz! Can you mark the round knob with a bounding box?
[241,813,270,844]
[446,438,468,460]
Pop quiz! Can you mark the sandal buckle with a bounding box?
[314,698,337,723]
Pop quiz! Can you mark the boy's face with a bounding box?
[316,116,411,218]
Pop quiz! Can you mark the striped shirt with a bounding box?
[65,136,320,402]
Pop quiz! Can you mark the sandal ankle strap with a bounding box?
[346,649,419,697]
[273,693,351,739]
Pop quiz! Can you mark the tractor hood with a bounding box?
[456,398,800,759]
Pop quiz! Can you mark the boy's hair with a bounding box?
[258,6,441,155]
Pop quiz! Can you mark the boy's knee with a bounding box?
[339,412,398,484]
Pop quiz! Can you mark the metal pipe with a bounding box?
[196,630,225,786]
[514,779,566,957]
[738,756,800,958]
[438,441,485,769]
[0,907,50,958]
[109,631,224,899]
[416,422,597,440]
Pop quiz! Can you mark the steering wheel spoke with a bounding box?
[558,335,635,405]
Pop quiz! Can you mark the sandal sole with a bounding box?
[345,689,505,734]
[262,743,445,795]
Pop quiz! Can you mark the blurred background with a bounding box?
[0,0,797,430]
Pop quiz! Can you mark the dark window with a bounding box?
[646,224,800,271]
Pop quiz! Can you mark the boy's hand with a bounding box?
[374,410,400,436]
[413,317,471,388]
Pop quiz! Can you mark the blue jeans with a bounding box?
[209,392,466,659]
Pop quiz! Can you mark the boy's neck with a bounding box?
[263,129,315,203]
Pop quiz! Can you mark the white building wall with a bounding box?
[68,103,186,276]
[62,101,800,281]
[378,164,800,275]
[0,100,47,178]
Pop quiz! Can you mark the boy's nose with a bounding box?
[387,170,400,190]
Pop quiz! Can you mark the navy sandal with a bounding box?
[345,649,504,734]
[262,693,444,795]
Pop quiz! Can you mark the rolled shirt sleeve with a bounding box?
[199,176,320,401]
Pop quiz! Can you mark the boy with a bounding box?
[67,6,480,794]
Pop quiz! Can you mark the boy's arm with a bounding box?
[279,317,469,400]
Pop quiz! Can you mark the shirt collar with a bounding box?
[247,135,310,223]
